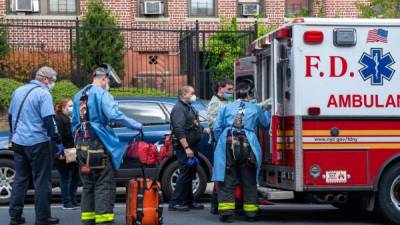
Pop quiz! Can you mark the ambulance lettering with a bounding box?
[305,56,352,78]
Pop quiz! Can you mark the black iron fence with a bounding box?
[0,19,256,99]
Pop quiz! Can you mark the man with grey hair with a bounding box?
[8,66,62,225]
[168,85,208,211]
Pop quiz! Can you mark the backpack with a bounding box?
[126,178,163,225]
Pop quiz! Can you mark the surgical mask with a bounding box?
[47,82,55,91]
[189,94,197,103]
[223,92,234,101]
[67,106,73,114]
[104,82,110,91]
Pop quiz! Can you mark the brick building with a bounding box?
[0,0,369,92]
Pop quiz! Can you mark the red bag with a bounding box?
[159,134,173,159]
[126,134,160,165]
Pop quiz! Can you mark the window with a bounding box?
[118,101,168,125]
[285,0,311,17]
[189,0,215,17]
[48,0,78,14]
[7,0,78,15]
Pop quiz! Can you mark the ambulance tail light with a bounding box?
[276,27,291,40]
[303,31,323,44]
[308,107,321,116]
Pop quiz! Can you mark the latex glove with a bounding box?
[187,156,199,167]
[56,144,64,158]
[258,98,272,110]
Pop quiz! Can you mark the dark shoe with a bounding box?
[62,202,79,210]
[71,199,80,207]
[188,203,204,210]
[219,215,233,223]
[246,216,257,222]
[168,204,190,211]
[35,217,60,225]
[210,205,218,215]
[9,216,25,225]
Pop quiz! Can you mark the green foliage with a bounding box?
[0,28,10,59]
[286,7,311,18]
[205,17,246,82]
[52,80,80,104]
[257,20,278,37]
[357,0,400,18]
[0,78,23,110]
[110,88,172,97]
[79,0,125,78]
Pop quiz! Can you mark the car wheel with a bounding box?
[161,160,207,201]
[377,163,400,224]
[0,159,15,205]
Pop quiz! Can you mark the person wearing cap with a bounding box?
[71,64,143,225]
[8,66,62,225]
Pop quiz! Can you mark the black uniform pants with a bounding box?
[9,141,52,222]
[79,155,115,225]
[218,143,258,217]
[169,147,197,206]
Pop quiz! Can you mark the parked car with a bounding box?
[0,97,213,204]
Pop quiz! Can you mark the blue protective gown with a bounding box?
[71,84,142,169]
[212,99,271,183]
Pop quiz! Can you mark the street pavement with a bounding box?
[0,202,389,225]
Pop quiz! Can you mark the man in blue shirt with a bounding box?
[8,66,62,225]
[72,64,142,225]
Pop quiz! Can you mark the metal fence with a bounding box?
[0,19,256,99]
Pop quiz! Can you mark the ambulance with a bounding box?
[234,18,400,224]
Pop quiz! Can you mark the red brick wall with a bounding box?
[323,0,369,18]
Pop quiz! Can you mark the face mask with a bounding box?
[67,106,73,114]
[223,92,234,101]
[189,94,197,103]
[47,82,55,91]
[104,82,110,91]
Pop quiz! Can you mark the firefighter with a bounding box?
[71,64,143,225]
[206,78,234,214]
[213,81,271,222]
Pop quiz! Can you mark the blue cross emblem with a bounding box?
[359,48,395,85]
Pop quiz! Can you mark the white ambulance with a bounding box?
[234,18,400,224]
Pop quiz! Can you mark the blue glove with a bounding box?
[187,156,199,167]
[56,144,64,158]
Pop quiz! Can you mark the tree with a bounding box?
[205,17,249,82]
[356,0,400,18]
[0,27,10,59]
[79,0,125,78]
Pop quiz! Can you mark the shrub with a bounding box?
[52,80,80,104]
[0,51,72,83]
[0,78,23,110]
[0,28,10,59]
[110,88,172,98]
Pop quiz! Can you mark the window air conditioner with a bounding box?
[242,4,260,16]
[16,0,33,12]
[144,1,163,15]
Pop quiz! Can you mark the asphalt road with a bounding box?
[0,203,390,225]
